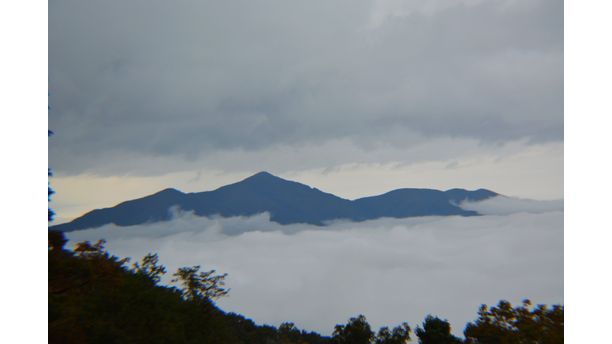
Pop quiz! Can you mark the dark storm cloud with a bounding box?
[49,0,563,175]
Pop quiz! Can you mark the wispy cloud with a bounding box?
[460,196,564,215]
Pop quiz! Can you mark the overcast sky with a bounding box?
[49,0,563,222]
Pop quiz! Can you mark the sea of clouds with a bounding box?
[66,197,563,336]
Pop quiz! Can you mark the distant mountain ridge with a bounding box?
[49,171,498,232]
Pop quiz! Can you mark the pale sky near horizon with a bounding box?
[49,0,563,223]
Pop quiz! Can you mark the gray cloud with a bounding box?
[67,209,563,336]
[460,196,564,215]
[49,0,563,175]
[49,2,563,335]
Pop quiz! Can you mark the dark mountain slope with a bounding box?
[50,172,498,232]
[51,188,186,232]
[353,188,497,220]
[181,172,356,225]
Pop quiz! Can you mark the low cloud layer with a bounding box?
[67,207,563,336]
[461,196,564,215]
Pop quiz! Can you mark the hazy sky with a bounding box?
[49,0,563,222]
[67,198,563,336]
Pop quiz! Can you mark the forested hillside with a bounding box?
[49,230,563,344]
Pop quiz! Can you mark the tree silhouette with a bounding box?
[463,299,563,344]
[375,323,411,344]
[132,253,167,284]
[415,315,462,344]
[331,315,374,344]
[48,129,55,222]
[48,229,68,251]
[171,265,229,302]
[49,230,563,344]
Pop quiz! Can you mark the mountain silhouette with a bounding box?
[49,171,498,232]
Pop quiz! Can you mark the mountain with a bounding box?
[49,171,498,232]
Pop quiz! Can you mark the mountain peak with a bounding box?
[152,187,184,196]
[241,171,285,183]
[50,173,499,232]
[252,171,276,178]
[212,171,298,194]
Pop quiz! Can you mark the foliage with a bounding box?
[48,230,328,344]
[48,230,564,344]
[463,299,564,344]
[415,315,462,344]
[171,265,229,302]
[132,253,167,284]
[374,323,411,344]
[331,315,374,344]
[48,129,55,222]
[48,229,68,250]
[332,315,411,344]
[277,322,330,344]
